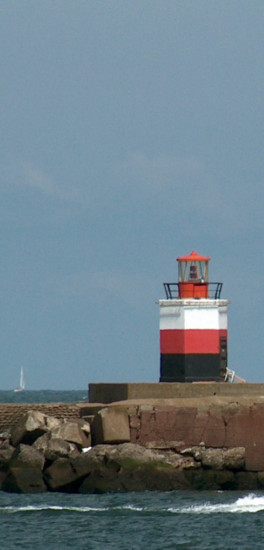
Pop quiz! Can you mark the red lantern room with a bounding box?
[177,250,210,299]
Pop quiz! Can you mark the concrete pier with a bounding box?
[88,382,264,404]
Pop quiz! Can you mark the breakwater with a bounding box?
[1,382,264,491]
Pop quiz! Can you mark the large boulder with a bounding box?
[72,443,195,493]
[9,444,45,470]
[11,411,48,446]
[222,447,245,470]
[3,441,47,493]
[45,416,62,432]
[0,471,7,490]
[75,418,91,438]
[10,411,91,450]
[185,468,236,490]
[181,446,245,471]
[234,471,259,490]
[33,433,80,462]
[71,444,110,479]
[3,467,47,493]
[46,438,80,462]
[92,407,130,445]
[199,448,226,470]
[71,443,169,479]
[0,440,15,470]
[78,460,189,494]
[105,442,165,464]
[43,458,79,491]
[32,433,50,454]
[52,420,91,449]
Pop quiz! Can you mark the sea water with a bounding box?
[1,491,264,550]
[0,390,87,404]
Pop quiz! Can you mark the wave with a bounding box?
[0,504,145,514]
[172,494,264,514]
[0,505,109,514]
[1,494,264,515]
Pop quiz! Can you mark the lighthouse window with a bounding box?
[200,261,208,281]
[189,264,198,280]
[178,260,209,282]
[178,261,188,281]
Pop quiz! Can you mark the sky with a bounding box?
[1,1,264,389]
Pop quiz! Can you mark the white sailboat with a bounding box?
[14,366,25,392]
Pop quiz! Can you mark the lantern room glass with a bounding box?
[178,260,209,283]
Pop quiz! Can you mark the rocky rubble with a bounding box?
[0,409,262,493]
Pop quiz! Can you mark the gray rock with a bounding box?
[92,407,130,445]
[257,471,264,488]
[44,458,79,490]
[185,468,236,490]
[10,444,45,470]
[0,440,15,469]
[72,443,194,493]
[52,420,91,449]
[0,431,11,441]
[32,433,50,454]
[75,418,91,436]
[77,453,190,494]
[11,411,47,446]
[71,443,199,483]
[199,447,245,471]
[234,471,259,490]
[180,446,204,461]
[71,444,111,479]
[0,471,7,489]
[200,448,225,470]
[11,410,90,451]
[3,467,47,493]
[45,438,79,462]
[45,416,62,432]
[222,447,245,470]
[105,442,165,464]
[33,433,79,461]
[162,451,199,470]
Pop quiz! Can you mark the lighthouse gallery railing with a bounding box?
[163,282,223,300]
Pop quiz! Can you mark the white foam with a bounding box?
[169,494,264,514]
[117,505,143,512]
[1,494,264,515]
[0,505,109,514]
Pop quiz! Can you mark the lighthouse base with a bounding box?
[160,354,226,383]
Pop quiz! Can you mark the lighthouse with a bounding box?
[159,251,229,383]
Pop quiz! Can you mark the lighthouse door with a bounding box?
[220,337,227,380]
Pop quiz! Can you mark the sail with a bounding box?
[20,367,25,390]
[14,366,25,392]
